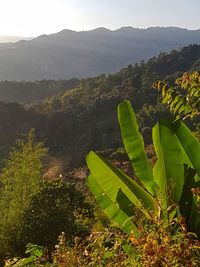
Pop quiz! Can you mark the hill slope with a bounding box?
[0,44,199,166]
[0,27,200,81]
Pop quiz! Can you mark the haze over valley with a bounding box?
[0,35,32,43]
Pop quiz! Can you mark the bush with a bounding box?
[13,180,92,256]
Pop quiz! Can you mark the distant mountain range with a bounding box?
[0,27,200,81]
[0,35,32,43]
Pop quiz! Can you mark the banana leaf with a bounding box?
[87,174,139,235]
[86,151,159,219]
[171,120,200,180]
[118,100,156,196]
[153,120,185,219]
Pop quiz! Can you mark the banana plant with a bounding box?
[86,100,200,236]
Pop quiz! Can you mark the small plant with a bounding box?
[4,243,46,266]
[52,232,78,266]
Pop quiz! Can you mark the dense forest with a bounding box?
[0,44,199,168]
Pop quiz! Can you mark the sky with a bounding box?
[0,0,199,37]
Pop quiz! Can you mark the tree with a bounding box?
[15,180,92,254]
[0,130,47,256]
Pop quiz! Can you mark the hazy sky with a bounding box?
[0,0,199,36]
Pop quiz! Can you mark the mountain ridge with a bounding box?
[0,27,200,81]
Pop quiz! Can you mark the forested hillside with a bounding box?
[0,78,79,104]
[0,44,199,167]
[0,27,200,80]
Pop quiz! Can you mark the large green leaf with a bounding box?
[118,100,156,195]
[171,120,200,180]
[86,151,159,219]
[87,174,139,235]
[153,120,185,219]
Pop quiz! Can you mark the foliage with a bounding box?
[4,243,47,267]
[4,230,136,267]
[74,220,200,267]
[86,100,200,237]
[0,178,93,262]
[129,217,200,266]
[153,71,200,119]
[0,130,47,257]
[14,180,92,255]
[5,224,200,267]
[71,229,137,266]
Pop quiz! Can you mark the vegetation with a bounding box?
[0,130,47,258]
[0,44,199,168]
[84,88,200,266]
[153,71,200,119]
[87,100,200,236]
[4,225,200,266]
[0,132,92,263]
[15,180,92,254]
[0,46,200,266]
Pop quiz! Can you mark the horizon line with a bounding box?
[0,25,200,39]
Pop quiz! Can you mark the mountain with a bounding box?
[0,44,199,167]
[0,27,200,81]
[0,36,32,43]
